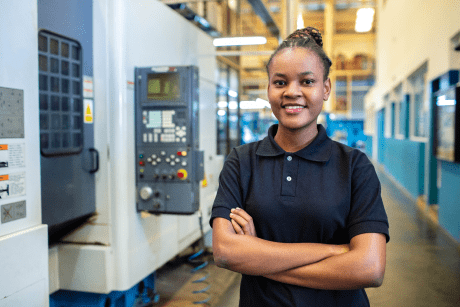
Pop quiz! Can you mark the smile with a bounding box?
[283,106,305,113]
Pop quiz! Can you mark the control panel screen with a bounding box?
[147,73,180,101]
[146,111,162,128]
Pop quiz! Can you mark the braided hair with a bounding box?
[266,27,332,81]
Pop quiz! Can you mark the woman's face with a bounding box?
[267,47,331,132]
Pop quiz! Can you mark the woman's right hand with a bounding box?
[229,207,257,237]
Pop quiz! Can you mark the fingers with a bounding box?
[229,208,257,236]
[231,219,244,234]
[231,207,253,222]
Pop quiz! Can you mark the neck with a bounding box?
[274,124,319,152]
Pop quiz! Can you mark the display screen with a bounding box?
[146,111,162,128]
[147,73,180,101]
[436,87,457,161]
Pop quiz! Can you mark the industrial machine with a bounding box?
[135,66,204,214]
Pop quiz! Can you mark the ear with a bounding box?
[323,78,332,101]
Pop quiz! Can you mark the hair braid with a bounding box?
[266,27,332,80]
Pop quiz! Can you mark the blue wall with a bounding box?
[325,118,367,148]
[439,161,460,242]
[365,135,373,158]
[383,138,425,200]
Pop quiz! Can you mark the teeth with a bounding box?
[285,106,303,109]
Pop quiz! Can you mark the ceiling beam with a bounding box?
[246,0,280,39]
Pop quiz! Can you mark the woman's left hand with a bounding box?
[230,208,257,237]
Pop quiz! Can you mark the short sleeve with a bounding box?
[347,152,390,242]
[209,149,244,228]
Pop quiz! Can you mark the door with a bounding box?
[38,1,97,242]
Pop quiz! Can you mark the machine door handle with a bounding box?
[89,148,99,173]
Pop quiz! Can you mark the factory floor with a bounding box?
[152,167,460,307]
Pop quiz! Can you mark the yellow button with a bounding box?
[181,151,187,157]
[177,169,188,180]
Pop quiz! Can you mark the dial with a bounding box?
[139,186,153,200]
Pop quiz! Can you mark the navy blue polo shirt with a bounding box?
[210,124,389,307]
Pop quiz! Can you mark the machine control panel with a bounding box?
[135,66,203,214]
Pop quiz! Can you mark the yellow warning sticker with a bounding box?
[84,99,94,124]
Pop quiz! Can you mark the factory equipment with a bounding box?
[135,66,204,214]
[38,13,97,241]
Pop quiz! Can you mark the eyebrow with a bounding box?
[273,71,315,78]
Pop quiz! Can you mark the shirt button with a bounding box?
[286,176,292,182]
[287,156,292,161]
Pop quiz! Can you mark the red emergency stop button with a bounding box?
[139,161,145,166]
[177,169,188,180]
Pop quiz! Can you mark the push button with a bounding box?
[177,169,188,180]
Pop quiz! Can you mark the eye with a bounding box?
[302,79,315,85]
[273,80,286,86]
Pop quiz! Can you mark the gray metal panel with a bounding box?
[38,0,96,232]
[37,0,93,77]
[0,88,24,139]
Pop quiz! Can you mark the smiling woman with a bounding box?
[267,47,331,152]
[210,27,389,307]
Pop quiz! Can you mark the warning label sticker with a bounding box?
[0,172,25,200]
[0,143,25,169]
[84,99,94,124]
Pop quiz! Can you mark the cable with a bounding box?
[187,211,211,305]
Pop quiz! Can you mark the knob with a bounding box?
[139,186,153,200]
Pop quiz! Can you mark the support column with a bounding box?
[324,0,334,112]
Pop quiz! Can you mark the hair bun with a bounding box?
[286,27,324,47]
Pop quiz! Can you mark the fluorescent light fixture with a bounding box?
[217,110,226,116]
[297,12,305,30]
[213,36,267,47]
[240,98,271,109]
[228,90,238,98]
[355,8,375,33]
[436,95,456,106]
[218,101,228,108]
[229,101,238,110]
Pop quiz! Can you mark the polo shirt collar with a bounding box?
[256,124,332,162]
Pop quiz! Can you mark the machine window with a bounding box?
[38,30,83,156]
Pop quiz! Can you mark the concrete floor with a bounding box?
[155,168,460,307]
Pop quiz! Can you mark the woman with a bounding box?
[210,27,389,306]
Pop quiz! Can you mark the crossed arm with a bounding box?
[212,208,386,290]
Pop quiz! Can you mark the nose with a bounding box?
[284,81,302,98]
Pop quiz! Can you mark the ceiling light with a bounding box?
[355,8,375,33]
[436,95,456,106]
[297,12,305,30]
[218,101,228,108]
[240,98,271,109]
[213,36,267,47]
[228,90,238,98]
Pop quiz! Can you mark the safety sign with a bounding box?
[84,99,94,124]
[0,172,26,200]
[0,143,25,169]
